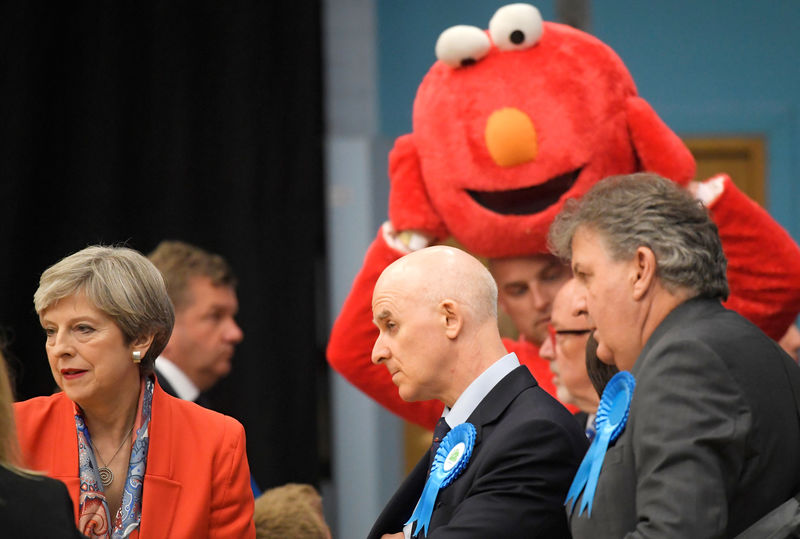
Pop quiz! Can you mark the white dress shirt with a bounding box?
[155,356,200,402]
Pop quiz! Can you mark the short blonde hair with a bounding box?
[34,246,175,374]
[254,483,330,539]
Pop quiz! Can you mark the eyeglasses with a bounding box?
[547,323,593,348]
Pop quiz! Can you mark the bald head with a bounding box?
[371,247,506,406]
[377,246,498,325]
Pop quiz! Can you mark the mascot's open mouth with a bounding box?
[467,168,582,216]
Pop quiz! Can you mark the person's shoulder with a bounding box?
[516,383,583,426]
[0,466,81,538]
[14,391,70,421]
[161,390,240,423]
[482,386,588,461]
[489,368,585,437]
[157,392,245,443]
[0,465,66,498]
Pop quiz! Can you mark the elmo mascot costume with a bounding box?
[327,4,800,429]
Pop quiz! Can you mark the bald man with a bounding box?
[368,246,587,539]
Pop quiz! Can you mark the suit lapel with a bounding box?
[370,368,536,538]
[138,476,180,537]
[368,455,429,539]
[139,380,180,538]
[467,366,536,428]
[46,393,82,519]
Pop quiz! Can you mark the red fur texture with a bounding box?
[389,22,696,257]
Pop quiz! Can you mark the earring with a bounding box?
[132,350,142,364]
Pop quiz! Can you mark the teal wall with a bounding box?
[376,0,800,237]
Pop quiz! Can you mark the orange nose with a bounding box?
[484,107,538,167]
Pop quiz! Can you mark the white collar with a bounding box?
[155,356,200,402]
[443,352,520,428]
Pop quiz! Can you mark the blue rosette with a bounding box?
[565,370,635,516]
[406,422,476,537]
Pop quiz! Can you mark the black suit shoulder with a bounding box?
[0,465,84,538]
[155,366,179,398]
[473,366,588,458]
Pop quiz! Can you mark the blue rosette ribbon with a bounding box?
[406,422,476,537]
[565,371,635,516]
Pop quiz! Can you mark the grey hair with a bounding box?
[548,173,729,300]
[34,245,175,374]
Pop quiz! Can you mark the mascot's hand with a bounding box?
[381,221,435,254]
[687,175,726,207]
[387,134,450,241]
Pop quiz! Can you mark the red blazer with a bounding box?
[14,381,256,539]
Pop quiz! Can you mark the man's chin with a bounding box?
[214,360,233,377]
[198,366,232,391]
[596,348,616,366]
[398,387,423,403]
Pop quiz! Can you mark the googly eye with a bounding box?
[435,25,491,68]
[489,3,544,51]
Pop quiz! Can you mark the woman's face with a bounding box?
[41,293,142,409]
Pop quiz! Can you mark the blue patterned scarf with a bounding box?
[75,377,153,538]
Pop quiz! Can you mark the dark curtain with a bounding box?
[0,1,327,490]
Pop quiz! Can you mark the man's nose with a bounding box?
[539,333,555,361]
[225,318,244,343]
[570,287,589,318]
[371,337,389,365]
[529,283,551,311]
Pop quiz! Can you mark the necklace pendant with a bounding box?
[99,466,113,487]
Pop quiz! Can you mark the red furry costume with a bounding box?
[327,4,800,430]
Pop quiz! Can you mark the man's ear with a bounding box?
[495,292,509,316]
[440,299,463,339]
[631,246,657,301]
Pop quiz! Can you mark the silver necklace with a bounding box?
[92,424,135,488]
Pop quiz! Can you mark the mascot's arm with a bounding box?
[704,174,800,340]
[387,134,450,239]
[626,96,696,185]
[326,225,445,430]
[628,98,800,338]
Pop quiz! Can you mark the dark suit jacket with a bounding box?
[369,366,588,538]
[155,366,210,408]
[570,297,800,538]
[154,366,179,398]
[0,464,84,538]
